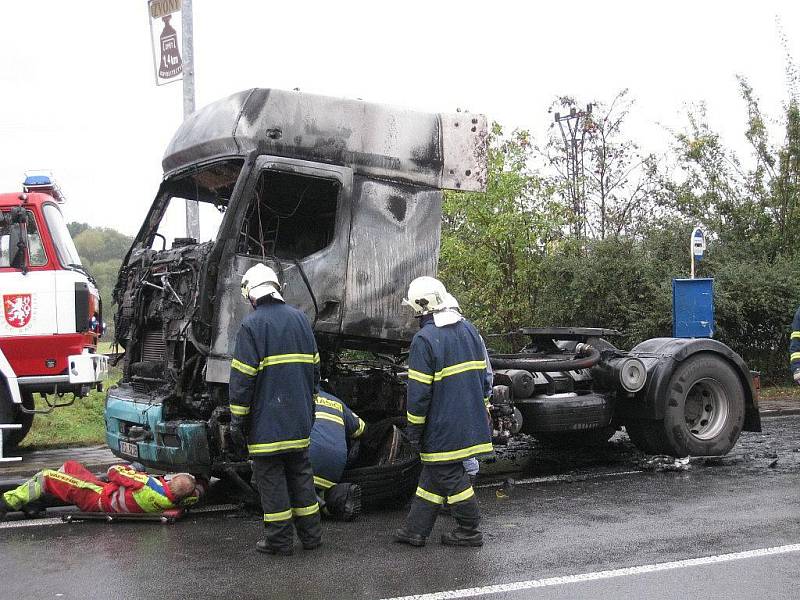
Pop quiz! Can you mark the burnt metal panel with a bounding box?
[162,90,253,175]
[207,158,354,365]
[162,88,487,192]
[342,177,441,343]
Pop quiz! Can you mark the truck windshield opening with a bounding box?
[151,160,243,250]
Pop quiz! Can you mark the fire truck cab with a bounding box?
[0,175,108,448]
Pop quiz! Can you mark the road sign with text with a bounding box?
[148,0,184,86]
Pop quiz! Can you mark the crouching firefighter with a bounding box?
[0,461,203,518]
[393,277,493,548]
[230,263,322,556]
[310,391,367,520]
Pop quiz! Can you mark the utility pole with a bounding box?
[182,0,199,240]
[554,104,592,241]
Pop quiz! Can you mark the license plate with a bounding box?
[119,440,139,458]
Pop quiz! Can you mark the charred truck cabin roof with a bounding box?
[108,88,487,476]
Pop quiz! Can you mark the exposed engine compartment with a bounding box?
[486,328,648,444]
[112,235,412,471]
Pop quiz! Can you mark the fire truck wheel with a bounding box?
[0,390,34,449]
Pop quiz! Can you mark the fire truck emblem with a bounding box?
[3,294,32,328]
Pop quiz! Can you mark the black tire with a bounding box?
[516,393,613,435]
[340,454,421,510]
[627,354,745,457]
[0,388,34,449]
[624,419,668,455]
[534,426,617,448]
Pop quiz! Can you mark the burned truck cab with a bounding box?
[106,88,487,476]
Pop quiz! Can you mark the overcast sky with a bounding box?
[1,0,799,235]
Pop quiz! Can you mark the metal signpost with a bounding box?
[690,226,705,278]
[147,0,199,240]
[673,226,714,338]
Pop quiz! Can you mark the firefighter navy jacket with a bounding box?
[228,299,320,455]
[309,391,365,490]
[406,315,493,464]
[791,306,800,376]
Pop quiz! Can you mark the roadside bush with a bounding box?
[712,255,800,384]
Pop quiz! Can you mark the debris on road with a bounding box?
[495,478,516,499]
[637,455,691,472]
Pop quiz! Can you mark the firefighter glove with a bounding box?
[229,417,248,455]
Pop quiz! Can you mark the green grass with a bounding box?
[97,340,122,355]
[20,368,122,449]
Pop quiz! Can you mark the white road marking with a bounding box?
[379,543,800,600]
[476,470,643,489]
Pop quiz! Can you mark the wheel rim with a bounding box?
[684,377,729,440]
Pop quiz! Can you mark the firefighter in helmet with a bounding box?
[230,263,322,556]
[393,276,493,547]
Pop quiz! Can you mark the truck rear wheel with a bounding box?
[626,354,745,457]
[0,390,34,449]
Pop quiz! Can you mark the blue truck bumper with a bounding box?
[105,392,212,474]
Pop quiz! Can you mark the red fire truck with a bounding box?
[0,175,107,449]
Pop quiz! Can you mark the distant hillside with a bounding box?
[67,222,133,340]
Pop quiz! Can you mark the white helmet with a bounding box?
[443,293,460,312]
[241,264,284,303]
[402,276,449,316]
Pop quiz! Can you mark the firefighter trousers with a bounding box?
[252,450,322,550]
[3,460,105,512]
[404,462,480,537]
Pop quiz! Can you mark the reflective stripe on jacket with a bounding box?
[309,391,365,489]
[406,315,493,464]
[229,300,320,455]
[791,306,800,375]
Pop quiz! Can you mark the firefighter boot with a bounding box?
[441,522,484,547]
[393,528,426,547]
[256,539,294,556]
[325,483,362,521]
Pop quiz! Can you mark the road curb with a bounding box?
[759,408,800,418]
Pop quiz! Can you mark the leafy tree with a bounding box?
[69,224,132,339]
[66,222,90,238]
[542,90,659,240]
[439,124,563,334]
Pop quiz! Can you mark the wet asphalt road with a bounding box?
[2,415,800,600]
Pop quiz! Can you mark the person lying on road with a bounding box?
[0,460,204,518]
